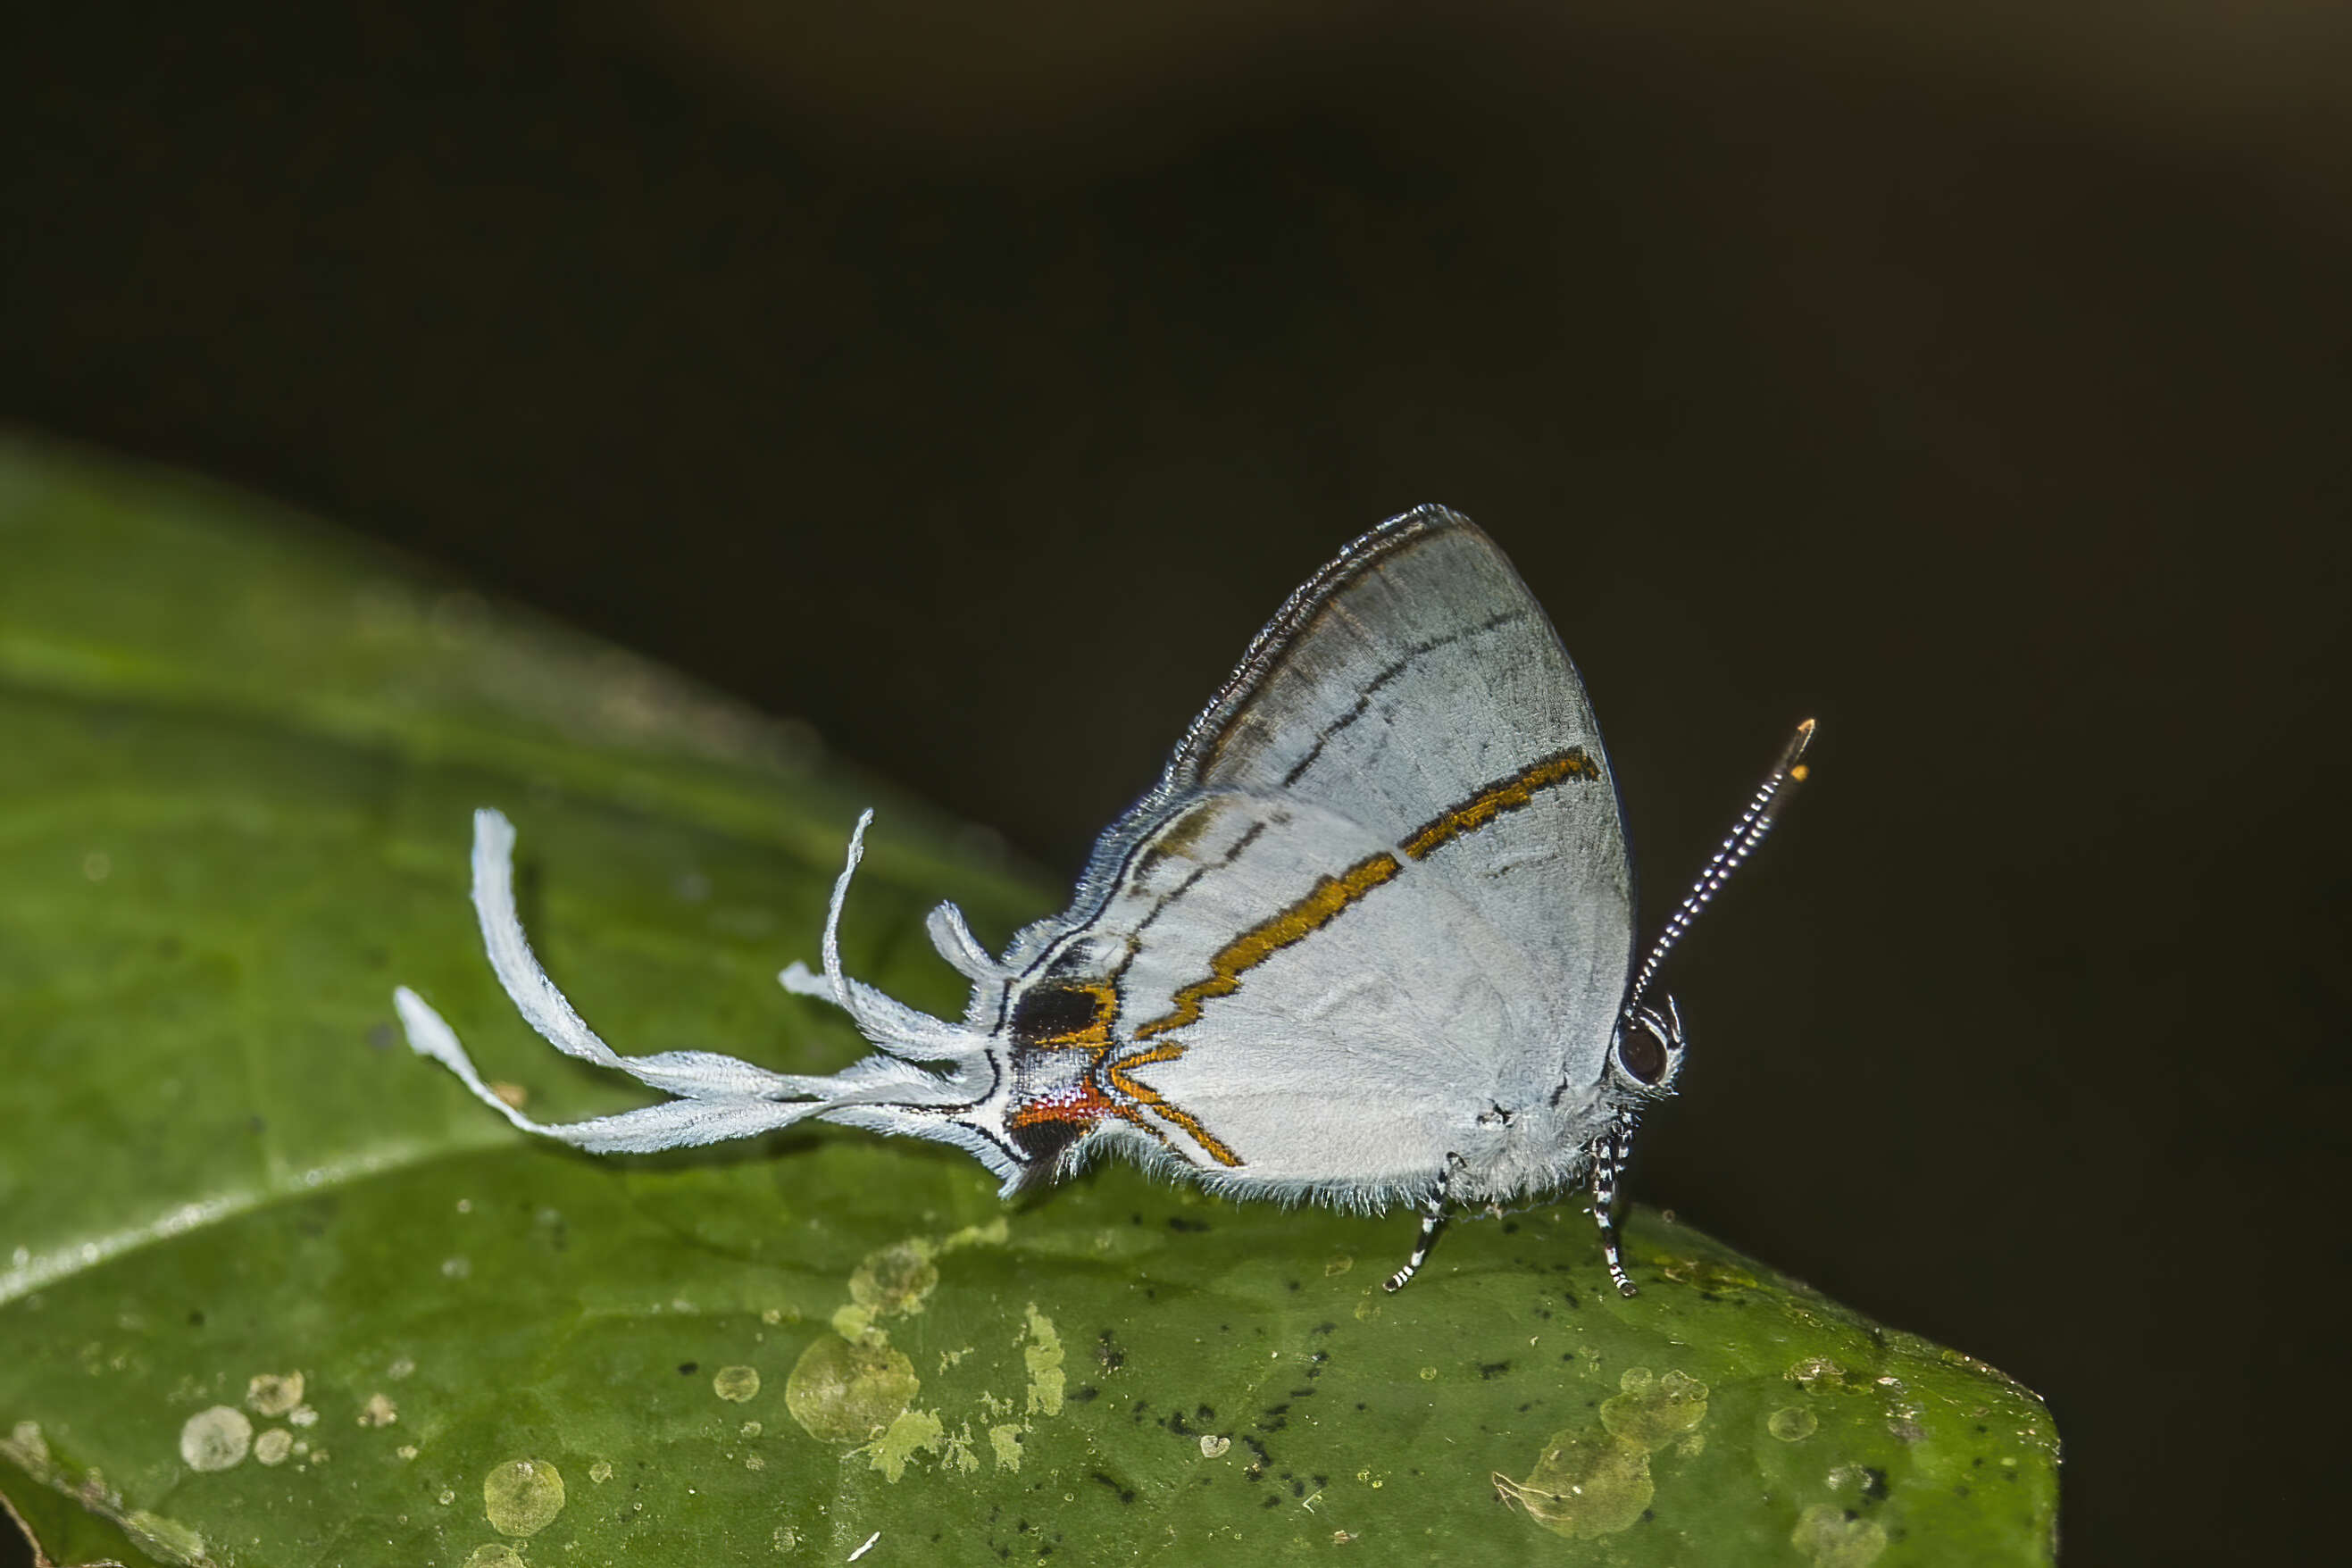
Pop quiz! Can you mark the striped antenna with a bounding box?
[1622,719,1815,1019]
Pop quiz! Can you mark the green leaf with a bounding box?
[0,434,2056,1566]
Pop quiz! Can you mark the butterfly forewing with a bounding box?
[1171,509,1631,1014]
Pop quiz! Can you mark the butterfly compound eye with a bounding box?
[1616,1024,1668,1086]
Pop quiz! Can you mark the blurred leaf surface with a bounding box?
[0,436,2056,1565]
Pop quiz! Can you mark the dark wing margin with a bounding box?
[1056,508,1473,918]
[1167,505,1472,783]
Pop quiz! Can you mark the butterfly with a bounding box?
[394,505,1809,1292]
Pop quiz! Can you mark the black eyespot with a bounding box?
[1617,1026,1667,1086]
[1008,1114,1087,1165]
[1011,983,1113,1044]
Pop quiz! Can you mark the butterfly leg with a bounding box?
[1385,1187,1450,1293]
[1590,1107,1639,1297]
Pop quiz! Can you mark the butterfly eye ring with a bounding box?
[1613,999,1685,1091]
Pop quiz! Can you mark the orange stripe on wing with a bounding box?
[1113,848,1406,1169]
[1399,747,1599,862]
[1105,1042,1243,1167]
[1130,850,1404,1041]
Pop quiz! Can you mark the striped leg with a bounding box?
[1385,1190,1450,1293]
[1591,1108,1639,1297]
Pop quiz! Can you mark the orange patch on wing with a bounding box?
[1006,1076,1123,1130]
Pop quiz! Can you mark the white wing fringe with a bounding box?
[391,808,990,1157]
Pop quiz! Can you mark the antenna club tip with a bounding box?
[1772,717,1816,775]
[1789,763,1810,782]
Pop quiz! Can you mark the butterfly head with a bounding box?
[1610,997,1686,1097]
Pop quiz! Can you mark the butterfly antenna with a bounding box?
[1622,719,1814,1018]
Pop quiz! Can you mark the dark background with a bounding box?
[6,4,2348,1562]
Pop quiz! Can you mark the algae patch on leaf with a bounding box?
[988,1424,1024,1472]
[1021,1305,1065,1417]
[1795,1500,1890,1567]
[178,1406,252,1472]
[1600,1367,1709,1449]
[785,1338,920,1445]
[1496,1368,1711,1540]
[244,1372,304,1417]
[850,1243,939,1317]
[870,1408,947,1482]
[481,1458,565,1537]
[780,1220,1033,1479]
[1496,1428,1656,1537]
[712,1364,762,1404]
